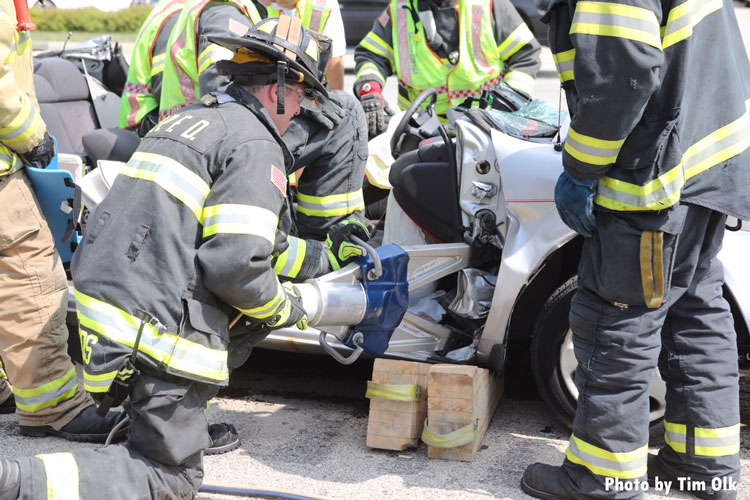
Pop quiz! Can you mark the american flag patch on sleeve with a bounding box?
[271,165,287,196]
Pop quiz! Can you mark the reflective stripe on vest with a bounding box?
[391,0,502,115]
[12,367,79,413]
[38,453,80,500]
[565,433,648,480]
[159,0,261,121]
[273,235,308,278]
[75,289,229,383]
[296,189,365,217]
[595,98,750,211]
[267,0,332,33]
[665,421,740,457]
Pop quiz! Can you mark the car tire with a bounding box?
[530,276,666,429]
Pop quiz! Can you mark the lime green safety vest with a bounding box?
[265,0,332,33]
[119,0,186,130]
[390,0,502,116]
[159,0,261,120]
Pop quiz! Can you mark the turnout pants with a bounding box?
[16,371,214,500]
[284,90,368,239]
[564,203,740,498]
[0,170,92,428]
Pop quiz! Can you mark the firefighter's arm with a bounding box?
[493,0,541,100]
[197,139,294,324]
[353,7,394,93]
[0,12,45,154]
[196,3,256,95]
[563,0,664,180]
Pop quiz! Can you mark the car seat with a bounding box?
[33,57,139,164]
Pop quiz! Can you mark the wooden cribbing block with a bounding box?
[422,364,504,461]
[365,358,431,450]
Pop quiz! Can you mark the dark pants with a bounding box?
[17,371,214,500]
[563,204,740,498]
[284,90,368,239]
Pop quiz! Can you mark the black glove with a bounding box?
[19,132,56,169]
[304,95,344,130]
[325,218,371,270]
[358,81,394,139]
[487,82,531,113]
[266,282,308,330]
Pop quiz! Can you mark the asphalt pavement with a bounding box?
[4,4,750,500]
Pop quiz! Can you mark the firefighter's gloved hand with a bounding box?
[487,82,531,113]
[266,282,308,330]
[325,218,371,270]
[554,171,598,238]
[19,132,56,168]
[358,81,393,139]
[304,97,343,130]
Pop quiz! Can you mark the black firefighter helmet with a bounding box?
[209,15,329,114]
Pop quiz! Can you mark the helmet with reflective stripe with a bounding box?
[210,15,328,113]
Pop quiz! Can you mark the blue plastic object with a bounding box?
[24,138,81,263]
[346,244,410,356]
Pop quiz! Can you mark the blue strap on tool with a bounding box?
[25,137,82,263]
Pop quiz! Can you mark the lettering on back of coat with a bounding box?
[151,114,211,141]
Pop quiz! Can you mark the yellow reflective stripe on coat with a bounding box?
[503,70,535,97]
[553,48,575,82]
[359,32,394,68]
[596,99,750,211]
[82,369,119,393]
[565,127,626,166]
[38,453,80,500]
[0,359,5,378]
[296,190,365,217]
[235,281,285,319]
[497,22,534,60]
[75,290,229,383]
[202,203,278,242]
[0,100,43,147]
[695,424,741,457]
[198,43,234,75]
[151,51,167,75]
[356,61,386,86]
[120,151,211,220]
[571,1,662,49]
[273,235,307,278]
[12,367,79,413]
[565,434,648,479]
[661,0,722,49]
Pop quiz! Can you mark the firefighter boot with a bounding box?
[521,463,582,500]
[0,459,20,500]
[206,422,241,455]
[19,405,128,443]
[647,454,737,500]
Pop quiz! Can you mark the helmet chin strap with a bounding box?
[277,61,287,114]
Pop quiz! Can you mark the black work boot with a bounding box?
[205,422,241,455]
[0,395,15,415]
[0,459,20,500]
[19,405,128,443]
[647,454,738,500]
[521,463,581,499]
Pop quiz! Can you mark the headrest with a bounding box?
[33,57,90,103]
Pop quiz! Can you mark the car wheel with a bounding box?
[530,276,667,429]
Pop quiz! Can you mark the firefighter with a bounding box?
[159,0,368,242]
[119,0,185,136]
[260,0,347,90]
[0,15,370,500]
[0,0,124,444]
[353,0,541,138]
[521,1,750,499]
